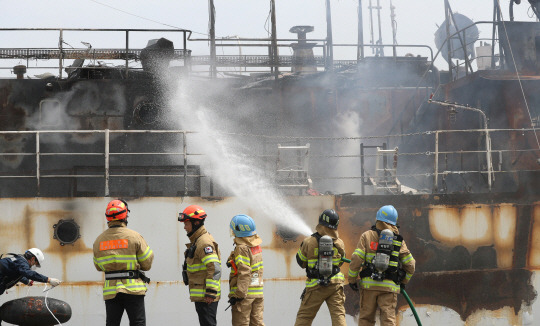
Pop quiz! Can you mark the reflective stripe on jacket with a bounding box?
[228,234,264,299]
[93,221,154,300]
[296,224,345,292]
[185,226,221,302]
[347,221,415,293]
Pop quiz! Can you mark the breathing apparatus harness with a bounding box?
[360,226,406,284]
[306,232,341,286]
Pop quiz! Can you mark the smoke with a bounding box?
[168,80,312,236]
[328,110,363,194]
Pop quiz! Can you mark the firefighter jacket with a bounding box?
[93,220,154,300]
[348,220,415,293]
[228,234,264,299]
[184,225,221,302]
[0,254,49,295]
[296,224,345,292]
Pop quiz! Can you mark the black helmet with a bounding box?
[319,209,339,229]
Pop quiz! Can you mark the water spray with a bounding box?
[170,86,312,236]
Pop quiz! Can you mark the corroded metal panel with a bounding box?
[0,195,538,325]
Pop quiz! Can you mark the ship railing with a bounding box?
[0,28,192,78]
[0,128,538,197]
[188,35,435,75]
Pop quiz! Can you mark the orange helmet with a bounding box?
[105,199,129,221]
[178,205,207,222]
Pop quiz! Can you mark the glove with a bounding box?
[400,283,406,291]
[228,297,244,306]
[349,282,359,292]
[49,278,61,287]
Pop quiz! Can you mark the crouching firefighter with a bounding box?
[226,214,265,326]
[294,209,347,326]
[93,199,154,326]
[179,205,221,326]
[347,205,415,326]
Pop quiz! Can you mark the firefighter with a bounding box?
[226,214,265,326]
[347,205,415,326]
[93,199,154,326]
[179,204,221,326]
[0,248,61,295]
[294,209,346,326]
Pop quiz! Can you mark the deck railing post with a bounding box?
[183,131,188,197]
[36,132,40,196]
[105,129,110,197]
[434,131,439,193]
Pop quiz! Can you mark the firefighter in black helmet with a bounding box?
[293,209,347,326]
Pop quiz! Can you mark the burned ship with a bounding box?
[0,0,539,325]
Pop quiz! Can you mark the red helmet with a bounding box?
[178,205,207,222]
[105,199,129,221]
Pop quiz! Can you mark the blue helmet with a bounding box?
[376,205,398,225]
[230,214,257,237]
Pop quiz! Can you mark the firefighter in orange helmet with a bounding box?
[179,204,221,326]
[347,205,415,326]
[93,199,154,326]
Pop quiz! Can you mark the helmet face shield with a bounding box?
[178,212,188,222]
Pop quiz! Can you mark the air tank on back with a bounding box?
[434,13,479,63]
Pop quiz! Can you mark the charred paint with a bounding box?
[270,224,302,279]
[401,269,537,320]
[529,203,540,267]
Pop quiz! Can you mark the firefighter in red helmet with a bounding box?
[93,199,154,326]
[179,204,222,326]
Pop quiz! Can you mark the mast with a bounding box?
[357,0,364,60]
[325,0,334,71]
[270,0,279,79]
[209,0,216,78]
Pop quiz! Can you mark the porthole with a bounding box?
[53,219,81,246]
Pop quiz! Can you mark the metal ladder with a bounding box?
[276,143,311,193]
[371,146,401,194]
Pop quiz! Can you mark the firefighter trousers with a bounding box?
[105,293,146,326]
[358,289,398,326]
[231,297,265,326]
[294,283,346,326]
[195,301,219,326]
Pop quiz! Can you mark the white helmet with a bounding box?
[26,248,45,267]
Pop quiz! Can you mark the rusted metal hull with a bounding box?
[0,194,538,325]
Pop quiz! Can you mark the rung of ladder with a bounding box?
[278,146,310,150]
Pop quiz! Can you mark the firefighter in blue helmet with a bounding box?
[0,248,61,295]
[294,209,347,326]
[348,205,415,326]
[226,214,265,325]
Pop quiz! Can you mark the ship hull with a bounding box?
[0,194,538,325]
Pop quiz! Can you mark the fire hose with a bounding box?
[401,288,422,326]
